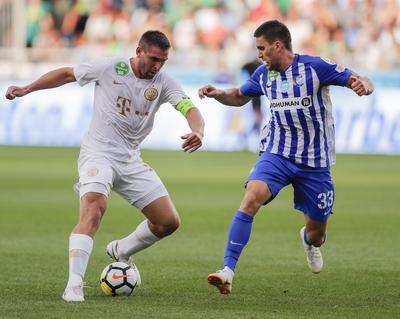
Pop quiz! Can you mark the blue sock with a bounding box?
[303,228,311,246]
[223,211,254,271]
[303,228,327,246]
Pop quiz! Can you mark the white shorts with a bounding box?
[74,152,168,210]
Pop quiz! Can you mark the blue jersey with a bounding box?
[240,54,352,168]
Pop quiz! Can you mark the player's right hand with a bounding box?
[5,86,29,100]
[198,84,218,99]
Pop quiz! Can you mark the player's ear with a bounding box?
[136,46,143,57]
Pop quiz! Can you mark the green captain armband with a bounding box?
[176,98,194,117]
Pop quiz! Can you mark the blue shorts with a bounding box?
[247,152,335,221]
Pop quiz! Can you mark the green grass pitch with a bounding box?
[0,146,399,318]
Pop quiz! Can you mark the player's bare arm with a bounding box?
[5,67,76,100]
[198,85,251,106]
[181,107,204,153]
[347,73,374,96]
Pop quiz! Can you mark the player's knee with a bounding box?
[240,191,264,215]
[87,200,106,215]
[164,215,180,235]
[82,210,102,228]
[81,201,106,229]
[150,214,180,237]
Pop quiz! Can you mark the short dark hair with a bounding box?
[139,30,171,51]
[254,20,292,51]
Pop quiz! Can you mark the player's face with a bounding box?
[136,45,169,79]
[255,36,281,71]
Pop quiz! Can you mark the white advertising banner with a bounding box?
[0,83,399,154]
[330,86,400,154]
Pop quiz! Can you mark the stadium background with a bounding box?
[1,0,400,154]
[0,1,399,318]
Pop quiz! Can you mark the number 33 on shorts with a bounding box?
[317,190,334,215]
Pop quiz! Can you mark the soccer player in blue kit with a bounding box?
[198,20,374,295]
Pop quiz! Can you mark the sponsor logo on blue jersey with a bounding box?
[270,96,311,110]
[240,54,353,167]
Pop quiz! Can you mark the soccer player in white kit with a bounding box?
[5,31,205,302]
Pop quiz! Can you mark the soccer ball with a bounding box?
[100,261,141,296]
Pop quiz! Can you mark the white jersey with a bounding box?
[74,57,188,161]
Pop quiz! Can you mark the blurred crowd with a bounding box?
[4,0,400,73]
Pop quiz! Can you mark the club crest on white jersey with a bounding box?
[74,56,189,161]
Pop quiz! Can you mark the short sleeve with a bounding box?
[239,66,265,97]
[313,57,352,87]
[159,73,189,107]
[73,58,110,86]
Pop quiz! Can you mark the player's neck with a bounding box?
[277,51,294,72]
[130,57,142,78]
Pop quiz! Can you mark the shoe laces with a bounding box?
[216,269,228,275]
[307,246,321,260]
[215,269,232,283]
[66,283,84,296]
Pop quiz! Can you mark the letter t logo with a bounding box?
[116,96,131,116]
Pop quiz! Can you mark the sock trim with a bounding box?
[69,233,93,254]
[235,210,254,222]
[303,228,311,246]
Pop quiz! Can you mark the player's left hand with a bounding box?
[181,131,203,153]
[350,76,373,96]
[5,85,29,100]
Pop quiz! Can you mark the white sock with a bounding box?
[66,234,93,287]
[118,220,160,257]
